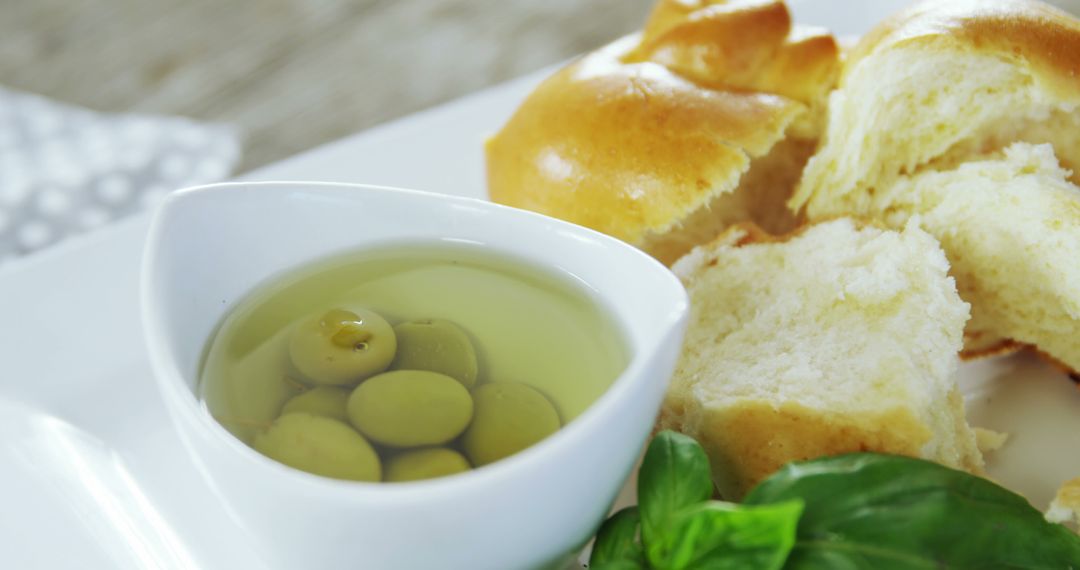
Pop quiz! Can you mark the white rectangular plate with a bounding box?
[2,1,1079,568]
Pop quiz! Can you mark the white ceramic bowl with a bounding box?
[141,181,688,570]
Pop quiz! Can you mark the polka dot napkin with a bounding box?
[0,87,240,265]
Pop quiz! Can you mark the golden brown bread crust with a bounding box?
[847,0,1080,100]
[959,338,1024,361]
[635,135,816,265]
[628,0,839,136]
[1033,348,1080,384]
[664,400,933,500]
[486,37,803,245]
[629,0,792,91]
[486,0,839,257]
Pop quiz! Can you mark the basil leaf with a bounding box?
[648,500,803,570]
[638,430,714,557]
[745,453,1080,569]
[589,561,647,570]
[590,507,645,568]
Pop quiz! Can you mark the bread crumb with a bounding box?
[973,427,1009,454]
[1046,477,1080,530]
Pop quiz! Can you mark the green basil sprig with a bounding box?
[589,431,1080,570]
[591,431,802,570]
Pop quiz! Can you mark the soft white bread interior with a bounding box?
[487,0,839,265]
[876,144,1080,367]
[659,218,984,499]
[790,0,1080,369]
[792,0,1080,212]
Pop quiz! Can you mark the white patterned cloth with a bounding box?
[0,87,239,265]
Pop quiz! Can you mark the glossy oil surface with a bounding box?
[199,243,628,450]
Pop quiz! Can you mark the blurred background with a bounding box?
[7,0,1077,263]
[2,0,652,173]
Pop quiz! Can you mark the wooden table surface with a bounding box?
[1,0,651,172]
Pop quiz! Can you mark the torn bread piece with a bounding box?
[659,218,983,499]
[873,144,1080,367]
[791,0,1080,369]
[792,0,1080,211]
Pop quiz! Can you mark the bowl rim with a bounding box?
[141,180,689,503]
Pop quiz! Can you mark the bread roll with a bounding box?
[790,0,1080,369]
[627,0,838,138]
[660,218,983,499]
[487,0,839,265]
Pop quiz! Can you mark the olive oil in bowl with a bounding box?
[200,243,627,483]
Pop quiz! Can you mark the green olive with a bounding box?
[347,370,473,447]
[391,319,479,388]
[281,387,350,422]
[288,308,396,386]
[253,413,381,482]
[385,448,471,482]
[463,383,561,467]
